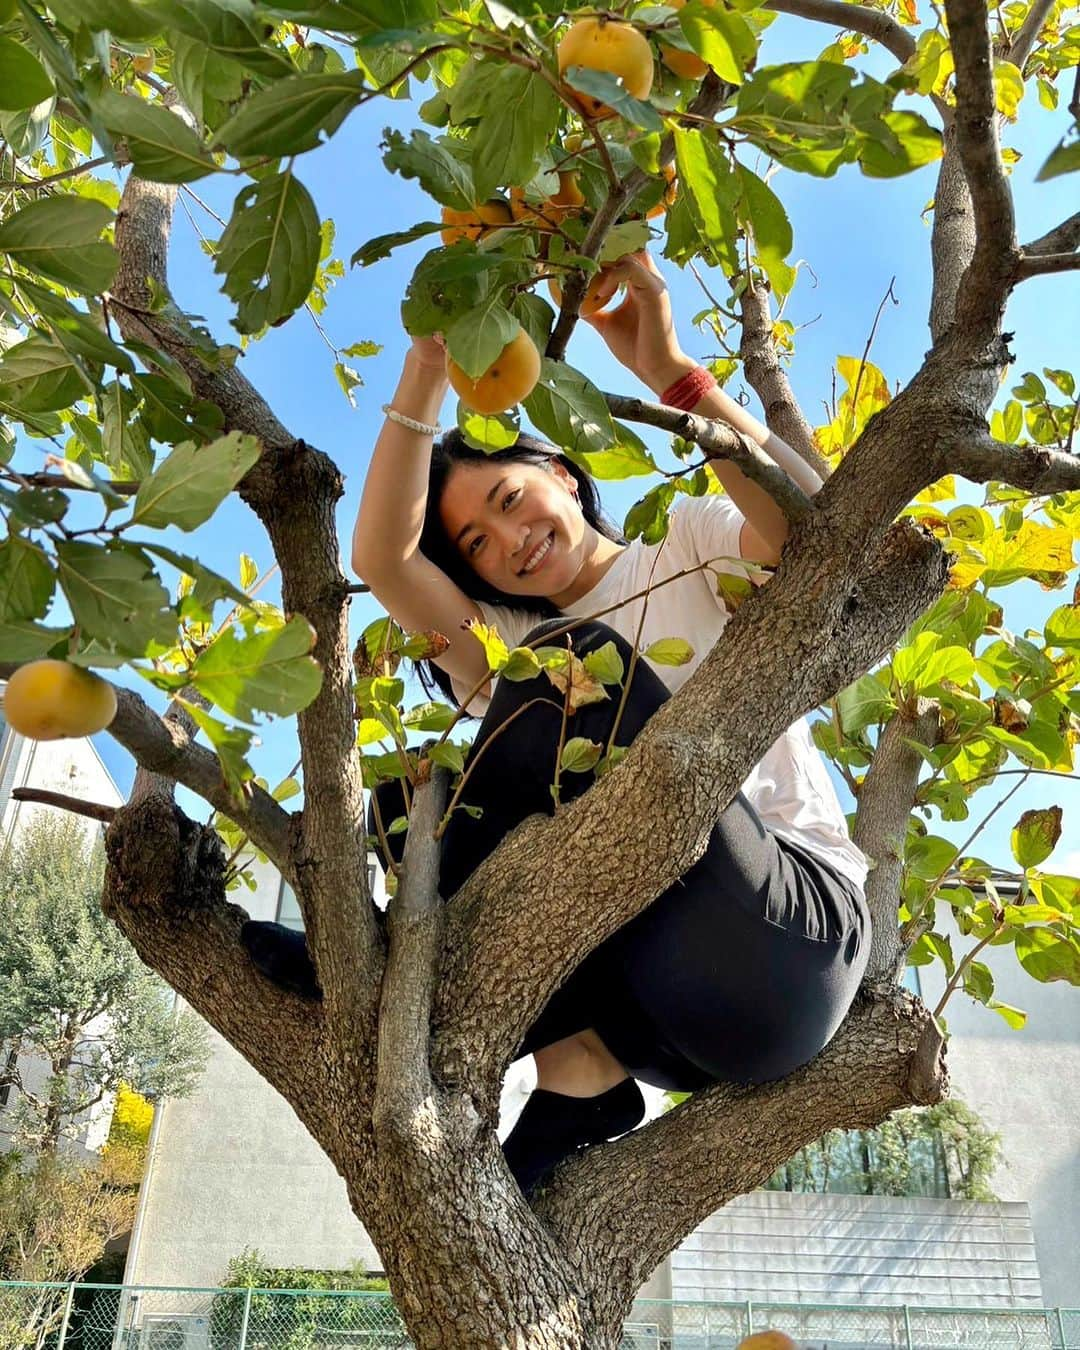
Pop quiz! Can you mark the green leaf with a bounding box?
[892,631,975,693]
[677,3,757,84]
[7,279,135,374]
[574,440,657,480]
[214,69,366,157]
[135,541,252,611]
[645,637,695,666]
[0,36,54,111]
[55,541,175,656]
[456,402,520,452]
[0,535,55,621]
[501,646,542,681]
[444,297,519,381]
[988,1000,1027,1030]
[1045,604,1080,649]
[1011,806,1063,869]
[673,128,739,273]
[0,195,117,294]
[428,741,465,774]
[583,640,624,686]
[835,673,895,735]
[381,127,474,209]
[1,96,56,158]
[182,699,255,800]
[905,833,958,881]
[350,220,443,268]
[624,481,677,544]
[94,91,215,183]
[0,617,69,659]
[857,111,942,178]
[563,67,662,132]
[453,64,560,202]
[132,431,261,530]
[522,358,618,456]
[77,0,163,39]
[1036,131,1080,182]
[1014,927,1080,983]
[0,339,88,414]
[962,959,994,1005]
[214,171,321,334]
[189,614,323,722]
[735,164,795,296]
[139,0,290,79]
[561,736,602,773]
[402,700,456,732]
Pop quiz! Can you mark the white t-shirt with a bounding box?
[449,494,870,891]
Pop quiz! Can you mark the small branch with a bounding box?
[948,431,1080,494]
[0,156,111,190]
[16,471,139,495]
[10,787,117,824]
[853,697,941,985]
[737,282,827,477]
[374,767,449,1128]
[763,0,915,63]
[1015,250,1080,281]
[1005,0,1054,67]
[1021,211,1080,258]
[944,0,1019,333]
[933,924,1002,1017]
[603,391,814,521]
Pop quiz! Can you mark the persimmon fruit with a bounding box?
[646,163,678,219]
[736,1332,798,1350]
[659,0,715,79]
[440,199,513,246]
[557,17,654,119]
[446,329,542,415]
[3,660,118,741]
[548,267,623,318]
[510,169,585,234]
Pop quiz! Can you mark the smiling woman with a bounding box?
[241,249,875,1198]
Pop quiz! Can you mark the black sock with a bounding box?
[502,1078,645,1196]
[240,921,321,1000]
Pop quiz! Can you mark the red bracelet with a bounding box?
[660,364,717,411]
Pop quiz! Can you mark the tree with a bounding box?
[0,0,1077,1344]
[0,814,210,1154]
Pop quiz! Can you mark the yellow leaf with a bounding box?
[993,60,1025,119]
[915,475,957,503]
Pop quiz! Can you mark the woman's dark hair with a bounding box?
[416,428,623,707]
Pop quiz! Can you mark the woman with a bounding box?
[243,253,871,1195]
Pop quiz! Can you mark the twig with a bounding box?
[9,787,116,824]
[550,636,574,807]
[850,278,899,422]
[0,156,111,190]
[433,697,550,839]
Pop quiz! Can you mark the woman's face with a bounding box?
[438,458,593,603]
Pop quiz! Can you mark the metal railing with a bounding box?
[0,1282,1076,1350]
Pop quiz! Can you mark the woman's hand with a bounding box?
[407,332,448,372]
[584,252,694,395]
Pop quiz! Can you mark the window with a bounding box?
[275,864,378,931]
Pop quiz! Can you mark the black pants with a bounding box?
[371,621,870,1093]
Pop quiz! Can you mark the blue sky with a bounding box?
[60,16,1079,877]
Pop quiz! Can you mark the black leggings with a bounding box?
[371,620,870,1093]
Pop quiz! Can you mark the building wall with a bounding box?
[915,908,1080,1309]
[672,1191,1043,1307]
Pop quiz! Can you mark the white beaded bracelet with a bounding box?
[382,404,441,437]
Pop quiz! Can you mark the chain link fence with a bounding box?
[0,1283,1076,1350]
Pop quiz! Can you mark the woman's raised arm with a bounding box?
[352,337,489,690]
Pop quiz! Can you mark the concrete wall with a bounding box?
[672,1191,1044,1307]
[916,908,1080,1308]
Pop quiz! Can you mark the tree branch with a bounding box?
[603,392,814,520]
[944,0,1019,335]
[738,281,829,476]
[545,988,946,1296]
[763,0,915,63]
[1021,210,1080,258]
[111,170,383,1019]
[853,698,941,984]
[10,787,117,824]
[1006,0,1055,67]
[1015,250,1080,280]
[948,431,1080,493]
[374,768,449,1132]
